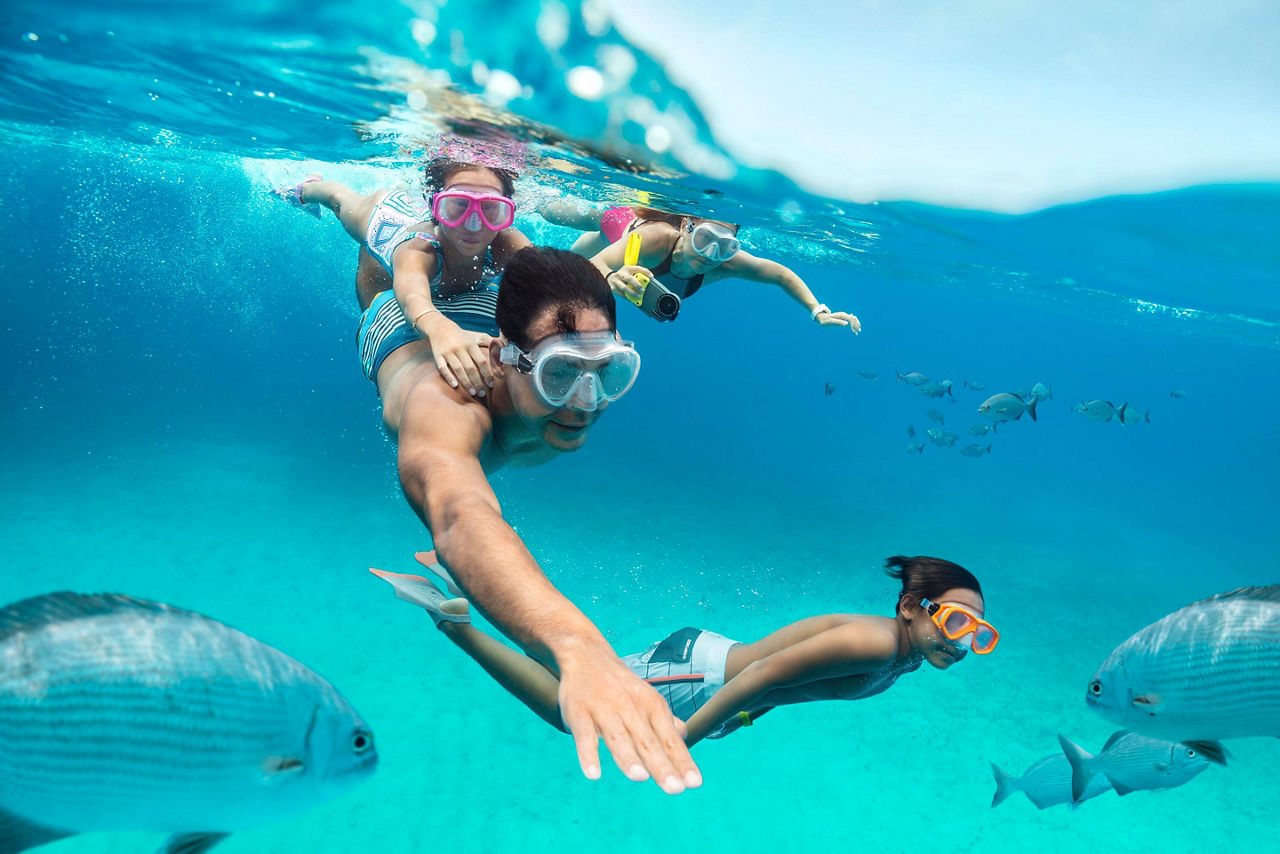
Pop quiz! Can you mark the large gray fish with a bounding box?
[963,380,986,391]
[967,423,997,436]
[1058,732,1220,801]
[918,380,953,398]
[0,592,377,854]
[1030,382,1053,402]
[897,371,929,385]
[1118,406,1150,425]
[1085,585,1280,742]
[978,392,1037,423]
[990,753,1112,809]
[960,443,992,457]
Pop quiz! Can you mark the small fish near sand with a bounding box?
[857,370,878,380]
[978,393,1037,423]
[897,371,929,385]
[961,443,992,457]
[967,423,997,437]
[1086,585,1280,743]
[1058,731,1220,801]
[0,592,377,854]
[824,382,836,396]
[991,753,1113,809]
[926,409,946,424]
[918,380,953,398]
[1073,400,1124,422]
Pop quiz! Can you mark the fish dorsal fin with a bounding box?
[0,806,72,854]
[1198,585,1280,606]
[160,832,231,854]
[0,592,211,644]
[1101,730,1130,752]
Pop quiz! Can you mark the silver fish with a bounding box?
[0,592,377,854]
[1086,585,1280,742]
[1119,406,1149,425]
[857,370,878,380]
[964,380,986,391]
[918,380,953,398]
[978,393,1037,423]
[926,428,958,447]
[961,443,992,457]
[1030,382,1053,402]
[967,423,997,436]
[1058,732,1219,801]
[1073,399,1124,421]
[897,371,929,385]
[927,409,946,424]
[907,441,925,454]
[1170,389,1188,398]
[990,754,1112,809]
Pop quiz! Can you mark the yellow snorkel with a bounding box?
[622,231,650,307]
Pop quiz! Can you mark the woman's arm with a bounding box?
[715,252,861,333]
[392,244,493,396]
[683,621,896,746]
[589,222,677,303]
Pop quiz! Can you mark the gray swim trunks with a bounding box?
[623,627,741,738]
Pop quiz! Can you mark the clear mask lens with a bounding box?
[690,224,739,261]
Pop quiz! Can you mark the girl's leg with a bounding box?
[355,247,392,310]
[300,180,388,243]
[438,617,568,732]
[569,231,610,258]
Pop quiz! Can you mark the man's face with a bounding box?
[500,308,618,452]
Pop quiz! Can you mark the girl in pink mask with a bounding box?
[277,158,530,398]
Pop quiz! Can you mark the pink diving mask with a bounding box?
[431,189,517,231]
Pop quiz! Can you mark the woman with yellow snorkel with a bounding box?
[370,554,994,746]
[539,201,861,332]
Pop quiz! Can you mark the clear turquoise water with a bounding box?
[2,3,1279,853]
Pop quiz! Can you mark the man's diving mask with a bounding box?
[499,331,641,410]
[685,221,740,263]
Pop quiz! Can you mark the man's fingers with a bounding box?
[625,716,686,795]
[563,706,603,781]
[473,343,495,387]
[597,719,649,782]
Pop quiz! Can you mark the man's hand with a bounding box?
[557,645,702,795]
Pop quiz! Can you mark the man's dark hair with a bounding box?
[496,247,616,350]
[884,555,983,606]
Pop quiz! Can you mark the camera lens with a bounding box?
[656,294,680,319]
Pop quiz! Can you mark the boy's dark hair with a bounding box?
[496,247,616,350]
[424,158,517,198]
[884,555,983,610]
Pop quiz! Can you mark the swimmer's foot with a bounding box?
[414,550,464,597]
[273,174,322,219]
[369,566,470,627]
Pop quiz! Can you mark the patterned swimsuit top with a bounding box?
[398,229,503,294]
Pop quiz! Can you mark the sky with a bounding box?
[603,0,1280,211]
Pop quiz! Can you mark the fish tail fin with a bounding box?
[896,372,904,383]
[990,763,1015,808]
[992,422,998,434]
[986,444,992,454]
[1143,410,1150,423]
[1117,402,1128,422]
[1185,740,1230,766]
[1027,395,1038,421]
[161,832,232,854]
[1057,733,1097,802]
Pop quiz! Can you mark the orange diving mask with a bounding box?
[920,598,998,654]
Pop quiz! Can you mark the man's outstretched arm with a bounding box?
[395,384,702,794]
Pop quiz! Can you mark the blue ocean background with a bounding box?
[2,2,1278,852]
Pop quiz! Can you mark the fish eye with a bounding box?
[1088,680,1102,696]
[1186,749,1196,758]
[352,729,373,754]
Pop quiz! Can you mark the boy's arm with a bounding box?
[714,252,861,333]
[396,382,700,794]
[683,621,896,746]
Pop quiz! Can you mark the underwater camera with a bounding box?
[639,279,681,321]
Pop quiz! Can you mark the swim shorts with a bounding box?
[622,627,741,739]
[356,288,503,382]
